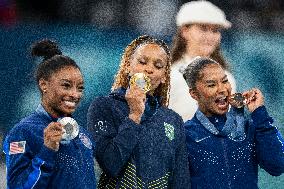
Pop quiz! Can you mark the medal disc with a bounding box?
[58,117,79,143]
[229,93,246,108]
[129,73,151,93]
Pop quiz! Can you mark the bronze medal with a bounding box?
[229,93,247,108]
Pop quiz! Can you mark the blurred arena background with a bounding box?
[1,0,284,188]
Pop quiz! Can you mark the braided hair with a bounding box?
[111,35,171,107]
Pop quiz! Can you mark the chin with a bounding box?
[200,48,214,57]
[61,108,76,116]
[217,108,229,115]
[66,110,75,115]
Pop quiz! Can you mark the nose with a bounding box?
[217,83,227,95]
[69,87,83,100]
[144,65,154,75]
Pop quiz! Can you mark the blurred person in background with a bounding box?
[183,57,284,189]
[169,0,236,122]
[0,0,17,26]
[3,39,97,189]
[87,35,190,188]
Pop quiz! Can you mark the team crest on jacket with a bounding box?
[79,133,92,149]
[164,122,175,141]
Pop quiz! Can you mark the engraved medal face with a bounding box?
[129,73,151,93]
[58,117,79,143]
[229,93,246,108]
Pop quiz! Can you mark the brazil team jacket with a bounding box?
[87,88,191,189]
[185,106,284,189]
[3,104,97,189]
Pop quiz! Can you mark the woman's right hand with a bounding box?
[125,85,146,124]
[44,122,63,151]
[243,88,264,112]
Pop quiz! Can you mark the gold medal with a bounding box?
[129,73,151,93]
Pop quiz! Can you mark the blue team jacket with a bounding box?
[3,104,97,189]
[185,106,284,189]
[87,88,190,188]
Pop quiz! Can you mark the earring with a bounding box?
[43,89,47,93]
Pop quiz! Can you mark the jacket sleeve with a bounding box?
[171,117,191,189]
[87,97,142,177]
[251,106,284,176]
[3,125,57,189]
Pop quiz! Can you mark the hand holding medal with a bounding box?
[44,122,64,151]
[44,117,79,151]
[229,88,264,112]
[126,73,151,123]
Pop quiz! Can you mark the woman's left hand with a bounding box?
[243,88,264,112]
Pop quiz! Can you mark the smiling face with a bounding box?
[190,64,232,116]
[128,43,168,93]
[39,66,84,117]
[182,24,221,57]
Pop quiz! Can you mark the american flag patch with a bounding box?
[9,141,26,155]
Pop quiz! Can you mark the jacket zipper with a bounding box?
[221,138,232,189]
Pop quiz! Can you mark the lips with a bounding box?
[63,100,77,109]
[215,96,229,109]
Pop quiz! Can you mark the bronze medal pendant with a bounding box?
[58,117,79,144]
[129,73,151,93]
[229,93,247,108]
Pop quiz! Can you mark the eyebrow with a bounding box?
[60,79,71,82]
[204,75,228,83]
[222,75,228,80]
[205,80,216,84]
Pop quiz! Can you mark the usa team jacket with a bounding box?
[3,104,97,189]
[87,88,190,189]
[185,106,284,189]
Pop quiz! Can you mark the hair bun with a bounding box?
[31,39,62,60]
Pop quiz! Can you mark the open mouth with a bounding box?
[215,96,229,109]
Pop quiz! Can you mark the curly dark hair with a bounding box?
[31,39,80,88]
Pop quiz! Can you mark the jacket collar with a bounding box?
[36,104,69,122]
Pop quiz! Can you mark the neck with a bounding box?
[41,99,64,118]
[185,48,210,60]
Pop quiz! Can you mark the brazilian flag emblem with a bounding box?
[164,122,175,141]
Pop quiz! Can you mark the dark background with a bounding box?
[1,0,284,188]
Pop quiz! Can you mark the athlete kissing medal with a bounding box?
[129,73,151,93]
[58,117,79,144]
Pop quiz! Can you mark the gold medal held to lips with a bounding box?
[129,73,151,93]
[58,117,79,144]
[229,93,247,108]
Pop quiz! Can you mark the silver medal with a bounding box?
[58,117,79,144]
